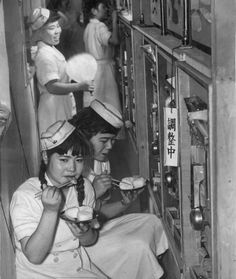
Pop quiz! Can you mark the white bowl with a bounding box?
[119,176,146,191]
[60,206,94,224]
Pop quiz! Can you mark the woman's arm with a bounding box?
[20,210,59,264]
[108,10,119,46]
[98,190,143,220]
[20,187,62,264]
[45,80,94,95]
[99,200,130,219]
[66,222,98,247]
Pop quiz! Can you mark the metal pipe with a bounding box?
[182,0,191,47]
[160,0,167,35]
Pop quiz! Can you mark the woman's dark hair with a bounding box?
[82,0,107,25]
[44,10,61,25]
[39,129,91,206]
[47,0,71,11]
[69,107,120,140]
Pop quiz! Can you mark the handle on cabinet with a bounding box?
[189,180,209,231]
[151,138,159,156]
[140,44,157,63]
[164,171,177,188]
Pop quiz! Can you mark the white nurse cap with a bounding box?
[40,120,75,151]
[29,8,50,31]
[90,99,123,129]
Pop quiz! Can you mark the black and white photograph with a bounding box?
[0,0,234,278]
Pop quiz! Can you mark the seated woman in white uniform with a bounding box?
[29,8,94,135]
[10,120,108,279]
[69,99,169,279]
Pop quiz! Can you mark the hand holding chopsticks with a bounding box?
[34,180,76,199]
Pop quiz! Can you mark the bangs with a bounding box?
[47,131,92,158]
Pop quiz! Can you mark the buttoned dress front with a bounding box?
[85,161,169,279]
[83,19,121,112]
[35,41,76,135]
[10,177,108,279]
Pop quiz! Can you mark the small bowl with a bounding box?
[119,176,146,191]
[60,206,95,226]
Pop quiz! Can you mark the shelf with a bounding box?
[133,25,211,78]
[118,14,133,26]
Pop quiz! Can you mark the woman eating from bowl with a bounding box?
[10,120,108,279]
[69,99,169,279]
[29,8,94,135]
[70,98,140,219]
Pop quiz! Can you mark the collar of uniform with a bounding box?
[90,18,100,24]
[37,41,65,62]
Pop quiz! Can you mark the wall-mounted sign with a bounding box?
[164,107,178,166]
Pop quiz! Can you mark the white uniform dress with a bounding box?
[83,19,121,112]
[10,177,108,279]
[85,161,169,279]
[35,41,76,135]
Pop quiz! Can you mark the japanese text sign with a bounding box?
[164,107,179,166]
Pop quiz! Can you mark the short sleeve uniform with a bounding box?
[10,177,107,279]
[85,161,169,279]
[83,19,121,112]
[35,41,76,135]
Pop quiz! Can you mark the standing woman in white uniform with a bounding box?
[83,1,121,112]
[10,120,108,279]
[30,8,94,135]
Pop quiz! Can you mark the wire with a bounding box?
[0,195,15,253]
[9,87,31,177]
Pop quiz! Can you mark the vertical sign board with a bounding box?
[164,107,179,166]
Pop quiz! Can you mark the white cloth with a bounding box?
[83,19,121,112]
[87,213,168,279]
[34,41,76,135]
[10,177,108,279]
[85,161,169,279]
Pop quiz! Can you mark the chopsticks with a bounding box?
[34,180,76,199]
[111,178,133,188]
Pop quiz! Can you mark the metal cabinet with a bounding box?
[118,12,213,278]
[176,62,212,278]
[138,39,213,278]
[118,0,236,277]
